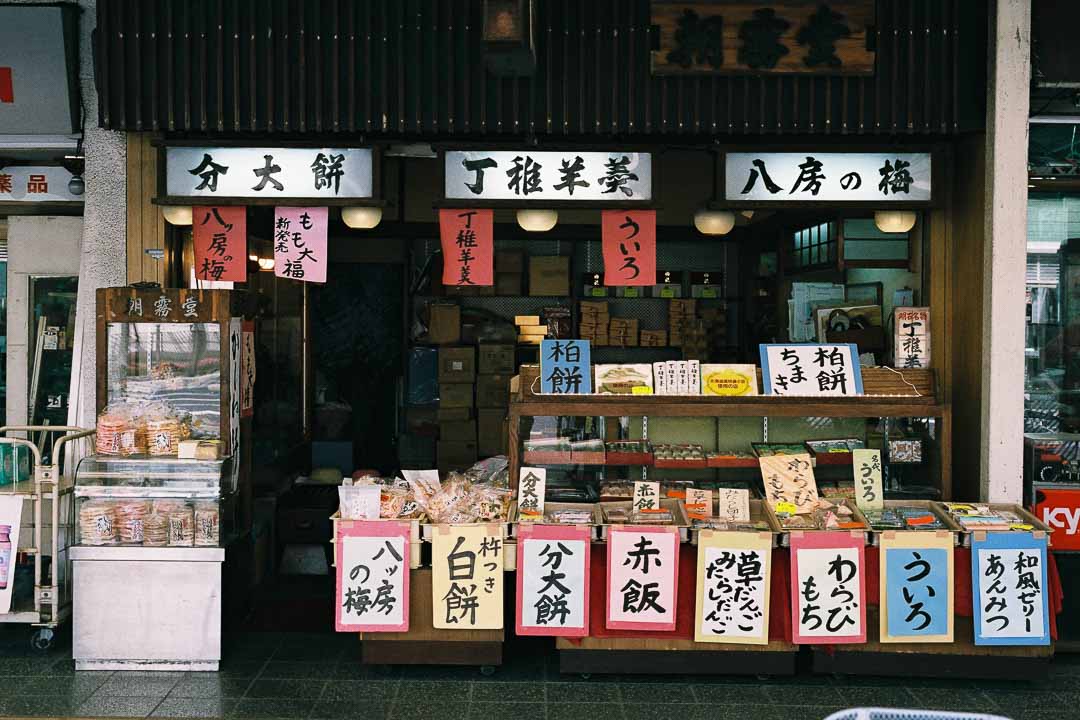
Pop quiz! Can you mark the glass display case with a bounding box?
[73,457,235,548]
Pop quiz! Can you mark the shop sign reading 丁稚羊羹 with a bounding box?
[165,147,373,199]
[725,153,931,203]
[444,151,652,202]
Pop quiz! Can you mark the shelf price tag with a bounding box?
[716,488,750,523]
[685,488,712,521]
[517,467,546,519]
[853,449,884,511]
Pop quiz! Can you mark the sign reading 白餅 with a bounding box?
[445,151,652,202]
[165,147,373,199]
[725,153,931,203]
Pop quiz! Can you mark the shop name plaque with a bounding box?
[725,152,931,202]
[445,151,653,202]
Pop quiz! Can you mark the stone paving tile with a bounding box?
[76,695,166,718]
[226,698,316,719]
[471,680,544,702]
[244,677,328,699]
[466,701,546,720]
[151,697,234,718]
[309,700,391,720]
[546,680,622,702]
[548,702,624,720]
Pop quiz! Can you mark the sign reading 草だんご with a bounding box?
[165,147,374,200]
[444,151,653,202]
[725,153,931,203]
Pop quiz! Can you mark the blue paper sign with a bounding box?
[972,532,1051,646]
[540,339,591,395]
[758,344,864,397]
[885,547,949,637]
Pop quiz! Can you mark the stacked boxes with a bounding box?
[640,329,667,347]
[495,251,525,295]
[668,299,697,348]
[529,256,570,296]
[579,301,610,346]
[516,316,548,345]
[477,343,514,457]
[609,317,640,347]
[437,346,477,470]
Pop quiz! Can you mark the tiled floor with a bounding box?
[0,629,1074,720]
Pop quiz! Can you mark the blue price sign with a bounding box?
[540,339,591,395]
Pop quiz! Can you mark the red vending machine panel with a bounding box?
[1034,486,1080,551]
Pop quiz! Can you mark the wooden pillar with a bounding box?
[125,133,167,286]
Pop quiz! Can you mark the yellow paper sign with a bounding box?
[758,453,818,513]
[695,531,772,644]
[852,449,884,511]
[432,524,504,630]
[879,531,954,643]
[775,501,798,515]
[631,386,653,395]
[701,365,759,397]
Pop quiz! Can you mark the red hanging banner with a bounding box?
[194,206,247,283]
[440,208,494,287]
[602,209,656,287]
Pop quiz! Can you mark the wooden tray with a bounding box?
[598,498,691,542]
[865,499,964,546]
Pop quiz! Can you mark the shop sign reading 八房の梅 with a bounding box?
[725,153,931,203]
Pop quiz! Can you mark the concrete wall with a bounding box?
[4,216,82,428]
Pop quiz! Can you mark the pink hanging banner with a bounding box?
[193,206,247,283]
[335,520,411,633]
[789,530,867,644]
[516,524,591,637]
[606,525,679,632]
[274,206,328,283]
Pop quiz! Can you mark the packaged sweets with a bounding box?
[80,501,118,545]
[193,502,220,546]
[168,508,195,546]
[115,500,149,544]
[143,513,169,546]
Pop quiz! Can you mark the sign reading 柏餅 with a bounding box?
[726,153,931,203]
[972,531,1050,646]
[759,343,863,397]
[193,207,247,283]
[445,151,652,202]
[601,210,657,287]
[880,531,953,643]
[852,449,883,512]
[759,453,818,514]
[517,467,547,520]
[894,307,931,369]
[166,147,374,199]
[273,207,328,283]
[540,339,592,395]
[790,531,866,644]
[695,530,772,644]
[607,526,680,631]
[432,524,504,630]
[516,524,590,637]
[440,209,494,287]
[335,521,410,632]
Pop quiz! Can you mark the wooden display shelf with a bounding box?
[811,610,1052,681]
[555,636,798,676]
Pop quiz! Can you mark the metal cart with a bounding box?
[0,426,95,650]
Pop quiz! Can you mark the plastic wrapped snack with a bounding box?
[115,500,150,544]
[96,403,147,456]
[168,507,195,546]
[143,513,169,546]
[194,502,220,546]
[80,501,118,545]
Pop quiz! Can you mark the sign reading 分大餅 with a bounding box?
[165,147,374,199]
[725,153,931,203]
[445,151,652,202]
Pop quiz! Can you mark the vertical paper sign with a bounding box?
[602,210,656,287]
[852,449,884,511]
[894,307,931,369]
[759,453,819,513]
[686,488,713,521]
[432,524,504,630]
[194,206,247,282]
[759,343,863,397]
[717,489,751,523]
[695,530,772,644]
[335,521,410,632]
[880,531,953,643]
[606,526,679,631]
[972,532,1051,646]
[440,208,494,287]
[632,481,661,512]
[517,467,547,519]
[241,320,255,418]
[274,206,328,283]
[228,318,241,458]
[516,524,590,637]
[540,339,592,394]
[790,531,867,644]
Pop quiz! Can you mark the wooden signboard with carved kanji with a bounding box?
[650,1,876,76]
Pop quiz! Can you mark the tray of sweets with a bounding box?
[653,444,707,469]
[604,440,654,466]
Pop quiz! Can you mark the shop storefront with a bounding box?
[82,0,1055,679]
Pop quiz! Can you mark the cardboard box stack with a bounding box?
[529,256,570,296]
[438,346,477,471]
[640,329,668,347]
[516,315,548,345]
[609,317,640,347]
[668,299,697,348]
[579,301,610,346]
[495,251,525,295]
[476,343,514,457]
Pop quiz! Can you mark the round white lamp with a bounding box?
[874,210,917,233]
[516,208,558,232]
[693,209,736,235]
[341,206,383,229]
[161,205,193,226]
[257,257,275,271]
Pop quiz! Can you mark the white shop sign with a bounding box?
[725,152,931,202]
[445,151,653,202]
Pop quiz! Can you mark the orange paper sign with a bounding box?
[194,206,247,282]
[440,208,494,286]
[602,210,656,287]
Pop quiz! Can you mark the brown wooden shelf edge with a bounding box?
[509,396,947,419]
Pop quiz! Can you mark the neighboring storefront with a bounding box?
[82,0,1053,678]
